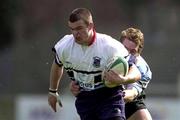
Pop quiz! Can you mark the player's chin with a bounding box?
[75,37,81,41]
[75,39,83,44]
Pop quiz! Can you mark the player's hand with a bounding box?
[48,92,62,112]
[123,89,138,103]
[70,81,80,96]
[103,70,126,85]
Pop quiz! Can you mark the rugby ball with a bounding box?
[103,56,129,88]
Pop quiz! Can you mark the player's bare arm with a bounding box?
[48,60,63,112]
[104,64,141,85]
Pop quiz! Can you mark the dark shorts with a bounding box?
[75,86,126,120]
[125,97,147,119]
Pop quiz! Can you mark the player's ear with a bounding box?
[88,23,94,30]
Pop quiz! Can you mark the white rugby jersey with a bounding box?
[53,32,129,91]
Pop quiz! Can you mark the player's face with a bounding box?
[68,20,92,45]
[122,38,138,56]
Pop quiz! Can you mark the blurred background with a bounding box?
[0,0,180,120]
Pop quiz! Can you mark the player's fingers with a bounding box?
[72,81,80,87]
[109,70,118,76]
[104,72,112,81]
[70,81,77,90]
[48,100,57,112]
[103,71,109,80]
[70,81,80,96]
[72,84,79,90]
[51,102,57,112]
[48,94,57,112]
[50,102,57,112]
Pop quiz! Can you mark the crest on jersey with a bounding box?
[93,56,101,68]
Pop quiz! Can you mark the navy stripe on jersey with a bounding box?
[66,69,75,81]
[94,75,102,83]
[65,67,103,88]
[65,67,102,74]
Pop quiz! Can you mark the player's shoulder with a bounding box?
[96,32,112,38]
[96,33,116,41]
[96,32,122,46]
[96,32,128,57]
[136,55,152,73]
[136,56,149,66]
[56,34,73,44]
[54,34,73,48]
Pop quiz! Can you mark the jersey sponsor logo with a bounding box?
[93,56,101,68]
[79,81,94,90]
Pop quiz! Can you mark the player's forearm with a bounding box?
[49,60,63,90]
[124,65,141,84]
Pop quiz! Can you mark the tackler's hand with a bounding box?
[70,81,80,96]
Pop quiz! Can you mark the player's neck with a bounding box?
[88,29,96,46]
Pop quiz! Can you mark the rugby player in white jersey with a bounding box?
[48,8,141,120]
[70,28,153,120]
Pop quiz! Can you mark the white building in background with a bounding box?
[15,94,180,120]
[15,94,80,120]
